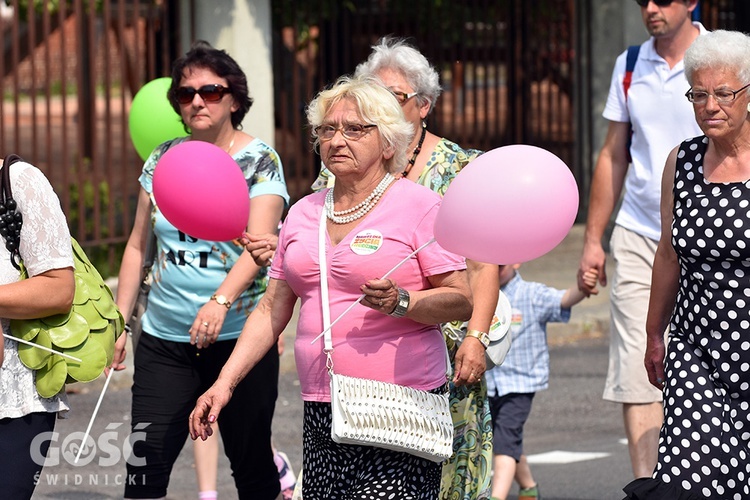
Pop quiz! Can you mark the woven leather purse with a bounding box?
[318,208,453,463]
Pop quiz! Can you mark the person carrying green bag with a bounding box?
[0,154,76,500]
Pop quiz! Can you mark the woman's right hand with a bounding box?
[644,334,666,389]
[107,331,128,373]
[240,232,278,267]
[189,383,232,440]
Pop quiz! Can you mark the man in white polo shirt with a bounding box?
[577,0,705,479]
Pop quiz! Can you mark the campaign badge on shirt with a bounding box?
[511,310,522,325]
[510,309,523,333]
[350,229,383,255]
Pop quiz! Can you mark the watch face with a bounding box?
[479,333,490,348]
[213,294,230,306]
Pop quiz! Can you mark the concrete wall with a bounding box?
[179,0,275,147]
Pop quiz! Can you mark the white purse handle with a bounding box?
[317,197,451,379]
[318,206,335,371]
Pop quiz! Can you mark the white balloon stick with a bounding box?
[310,237,436,345]
[3,333,82,363]
[75,368,114,463]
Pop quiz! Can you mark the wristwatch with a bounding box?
[465,329,490,349]
[211,294,232,309]
[388,288,410,318]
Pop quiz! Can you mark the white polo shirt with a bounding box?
[602,22,706,241]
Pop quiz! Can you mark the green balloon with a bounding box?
[129,77,188,161]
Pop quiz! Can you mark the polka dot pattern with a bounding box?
[301,401,441,499]
[656,136,750,498]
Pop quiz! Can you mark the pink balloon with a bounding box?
[434,145,578,264]
[153,141,249,241]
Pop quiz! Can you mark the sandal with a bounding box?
[518,484,541,500]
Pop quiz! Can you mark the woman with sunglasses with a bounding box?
[111,40,289,500]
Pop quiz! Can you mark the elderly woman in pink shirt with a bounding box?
[189,75,472,499]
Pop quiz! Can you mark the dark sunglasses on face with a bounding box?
[634,0,675,6]
[175,84,231,104]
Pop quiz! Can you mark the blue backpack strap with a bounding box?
[623,45,640,161]
[623,45,640,99]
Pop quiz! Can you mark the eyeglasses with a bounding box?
[685,83,750,104]
[389,89,419,104]
[315,123,377,141]
[633,0,675,7]
[175,84,232,104]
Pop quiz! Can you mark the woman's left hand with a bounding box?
[190,301,230,348]
[360,278,400,315]
[453,338,486,386]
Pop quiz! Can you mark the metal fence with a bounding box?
[272,0,576,204]
[0,0,179,273]
[0,0,747,274]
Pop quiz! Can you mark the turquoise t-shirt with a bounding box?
[139,136,289,342]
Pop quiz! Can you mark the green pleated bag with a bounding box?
[2,154,124,398]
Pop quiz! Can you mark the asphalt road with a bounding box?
[30,334,638,500]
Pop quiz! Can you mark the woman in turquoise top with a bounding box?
[309,37,497,500]
[111,41,289,499]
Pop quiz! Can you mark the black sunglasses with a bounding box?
[633,0,674,6]
[175,84,232,104]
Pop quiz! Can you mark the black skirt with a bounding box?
[623,478,709,500]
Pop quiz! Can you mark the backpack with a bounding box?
[623,45,641,162]
[1,154,123,398]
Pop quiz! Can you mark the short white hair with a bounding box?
[685,30,750,85]
[306,75,414,174]
[354,36,442,115]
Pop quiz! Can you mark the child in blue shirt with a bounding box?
[487,264,597,500]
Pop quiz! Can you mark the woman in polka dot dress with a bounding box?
[624,30,750,500]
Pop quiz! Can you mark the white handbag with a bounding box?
[485,290,513,368]
[318,209,454,463]
[444,289,513,369]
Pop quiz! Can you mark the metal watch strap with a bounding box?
[465,329,490,349]
[389,288,410,318]
[211,294,231,309]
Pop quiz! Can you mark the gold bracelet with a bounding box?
[465,329,490,349]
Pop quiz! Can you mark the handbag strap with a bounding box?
[318,205,334,371]
[318,198,452,381]
[1,154,25,270]
[143,222,157,278]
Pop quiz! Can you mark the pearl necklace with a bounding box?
[325,173,396,224]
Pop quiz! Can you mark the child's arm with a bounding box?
[561,269,598,309]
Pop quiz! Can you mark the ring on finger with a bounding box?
[202,321,209,327]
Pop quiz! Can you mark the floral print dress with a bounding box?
[420,140,492,500]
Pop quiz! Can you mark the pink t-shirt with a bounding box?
[269,179,466,402]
